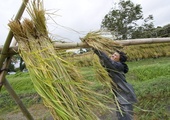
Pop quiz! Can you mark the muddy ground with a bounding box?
[0,104,118,120]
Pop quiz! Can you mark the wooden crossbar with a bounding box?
[1,37,170,56]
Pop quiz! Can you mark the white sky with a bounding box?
[0,0,170,46]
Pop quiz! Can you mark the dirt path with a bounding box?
[0,104,52,120]
[0,104,118,120]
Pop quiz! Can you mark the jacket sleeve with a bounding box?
[93,49,122,71]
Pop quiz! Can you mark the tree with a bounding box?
[19,57,26,71]
[101,0,154,39]
[10,55,26,72]
[154,24,170,37]
[131,15,154,38]
[8,62,15,72]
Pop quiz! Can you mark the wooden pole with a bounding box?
[2,37,170,55]
[3,78,34,120]
[115,37,170,46]
[54,37,170,48]
[0,0,28,87]
[0,0,34,119]
[0,0,29,67]
[0,0,29,88]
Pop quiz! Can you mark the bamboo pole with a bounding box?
[0,0,29,67]
[0,0,34,120]
[115,37,170,46]
[0,46,18,56]
[0,0,28,86]
[54,37,170,48]
[3,78,34,120]
[0,0,28,87]
[2,37,170,55]
[0,0,29,88]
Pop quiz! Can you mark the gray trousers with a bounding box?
[116,104,134,120]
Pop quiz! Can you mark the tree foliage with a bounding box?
[9,55,26,72]
[101,0,154,39]
[153,24,170,37]
[131,15,154,38]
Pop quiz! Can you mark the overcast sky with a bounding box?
[0,0,170,46]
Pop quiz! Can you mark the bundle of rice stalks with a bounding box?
[81,32,122,87]
[8,1,114,119]
[81,31,123,54]
[124,43,170,60]
[81,32,123,115]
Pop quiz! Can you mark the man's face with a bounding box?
[110,52,120,62]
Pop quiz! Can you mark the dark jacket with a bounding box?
[94,50,137,104]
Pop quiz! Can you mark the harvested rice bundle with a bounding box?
[124,43,170,60]
[81,31,123,54]
[81,32,122,87]
[81,32,122,112]
[9,1,113,120]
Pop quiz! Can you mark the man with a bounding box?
[93,49,137,120]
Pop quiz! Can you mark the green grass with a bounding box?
[0,72,41,114]
[127,57,170,69]
[0,57,170,119]
[126,57,170,119]
[132,77,170,119]
[6,72,34,94]
[127,57,170,81]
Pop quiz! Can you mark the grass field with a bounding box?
[0,57,170,120]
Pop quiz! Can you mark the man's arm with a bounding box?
[93,49,121,71]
